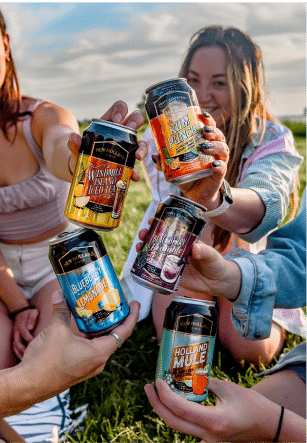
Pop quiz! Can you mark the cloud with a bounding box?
[2,3,306,120]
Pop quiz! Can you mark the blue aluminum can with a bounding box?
[49,228,129,335]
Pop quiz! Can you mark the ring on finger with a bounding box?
[110,332,123,348]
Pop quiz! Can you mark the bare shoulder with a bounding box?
[30,99,79,145]
[33,100,78,129]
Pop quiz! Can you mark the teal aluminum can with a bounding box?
[156,296,218,402]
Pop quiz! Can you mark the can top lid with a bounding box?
[173,295,216,308]
[169,193,207,214]
[49,228,88,245]
[91,119,137,135]
[145,78,187,94]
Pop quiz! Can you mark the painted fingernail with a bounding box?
[204,126,213,133]
[212,161,219,167]
[202,111,210,117]
[198,142,211,149]
[151,155,158,164]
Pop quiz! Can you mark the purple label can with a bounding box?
[130,194,206,295]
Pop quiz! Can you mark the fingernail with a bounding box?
[114,112,122,123]
[151,155,158,164]
[52,290,65,304]
[203,111,210,117]
[212,161,219,167]
[128,121,137,129]
[204,126,213,133]
[198,142,211,149]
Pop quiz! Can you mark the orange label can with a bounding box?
[65,120,138,231]
[145,78,214,184]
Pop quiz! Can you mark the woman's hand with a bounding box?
[152,112,229,209]
[136,227,241,300]
[1,292,140,418]
[20,292,140,396]
[67,101,147,182]
[12,307,39,360]
[144,378,282,442]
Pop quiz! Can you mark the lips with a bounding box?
[201,107,218,114]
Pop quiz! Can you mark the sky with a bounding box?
[2,2,306,121]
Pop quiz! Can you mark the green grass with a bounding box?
[67,122,306,442]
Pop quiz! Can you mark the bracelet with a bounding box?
[273,406,284,442]
[8,305,36,320]
[67,154,74,176]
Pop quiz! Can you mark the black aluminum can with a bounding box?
[145,78,214,184]
[156,296,218,402]
[65,119,138,230]
[130,194,206,294]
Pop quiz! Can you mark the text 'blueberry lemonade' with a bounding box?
[49,228,129,335]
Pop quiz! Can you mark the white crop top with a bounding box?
[0,100,70,241]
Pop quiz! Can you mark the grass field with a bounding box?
[67,122,305,442]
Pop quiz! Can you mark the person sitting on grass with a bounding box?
[144,189,306,442]
[121,25,304,366]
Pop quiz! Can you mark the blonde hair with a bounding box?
[179,26,298,249]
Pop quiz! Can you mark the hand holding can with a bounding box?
[131,194,206,295]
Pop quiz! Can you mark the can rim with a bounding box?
[92,119,137,135]
[49,228,88,245]
[173,295,216,307]
[145,78,187,94]
[169,193,207,214]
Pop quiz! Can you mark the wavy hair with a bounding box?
[0,10,23,140]
[179,26,278,249]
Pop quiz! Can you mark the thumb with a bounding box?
[67,132,82,155]
[51,290,71,326]
[192,241,220,264]
[191,242,226,281]
[208,377,235,400]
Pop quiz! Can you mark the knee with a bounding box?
[218,323,285,366]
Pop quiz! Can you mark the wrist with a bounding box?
[8,305,36,320]
[212,259,241,301]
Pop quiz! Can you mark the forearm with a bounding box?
[0,366,37,418]
[43,125,77,182]
[278,408,306,442]
[0,253,28,312]
[205,188,265,234]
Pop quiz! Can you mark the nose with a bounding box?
[196,82,212,104]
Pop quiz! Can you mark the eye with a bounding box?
[187,77,199,85]
[213,80,227,88]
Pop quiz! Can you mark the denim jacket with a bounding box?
[226,189,306,340]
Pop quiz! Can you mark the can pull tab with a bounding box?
[58,232,70,238]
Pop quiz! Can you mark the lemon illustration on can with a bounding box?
[74,184,84,197]
[75,196,90,208]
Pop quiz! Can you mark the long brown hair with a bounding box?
[0,10,22,140]
[179,26,276,250]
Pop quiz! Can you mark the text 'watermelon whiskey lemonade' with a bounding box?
[49,228,129,335]
[65,119,138,230]
[145,78,215,184]
[131,194,207,294]
[156,296,218,402]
